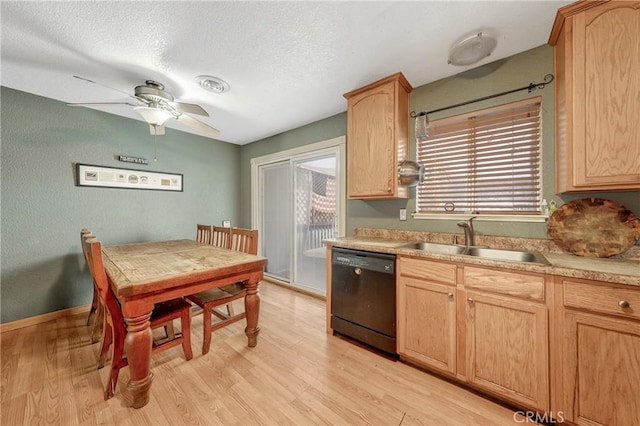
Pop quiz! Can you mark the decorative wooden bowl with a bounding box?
[548,198,640,257]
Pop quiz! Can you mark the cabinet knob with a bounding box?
[618,300,630,308]
[467,297,474,304]
[447,292,454,299]
[354,267,362,276]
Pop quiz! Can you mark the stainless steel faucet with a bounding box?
[457,216,477,246]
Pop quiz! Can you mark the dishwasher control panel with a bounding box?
[332,248,395,274]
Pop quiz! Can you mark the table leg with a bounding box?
[244,279,261,347]
[124,312,154,408]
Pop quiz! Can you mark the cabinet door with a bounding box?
[347,81,399,198]
[574,4,640,186]
[466,292,549,411]
[562,311,640,426]
[572,4,640,189]
[398,277,456,374]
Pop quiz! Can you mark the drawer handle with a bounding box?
[448,292,454,299]
[467,297,474,304]
[354,267,362,276]
[618,300,630,309]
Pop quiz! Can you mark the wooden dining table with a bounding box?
[101,239,267,408]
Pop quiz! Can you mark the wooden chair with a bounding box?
[190,225,232,318]
[83,237,193,400]
[196,224,213,244]
[81,229,104,344]
[211,226,232,248]
[230,228,259,254]
[186,227,258,355]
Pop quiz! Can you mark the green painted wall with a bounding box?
[1,87,241,323]
[240,44,640,239]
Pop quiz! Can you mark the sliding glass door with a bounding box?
[292,155,338,293]
[260,162,292,281]
[252,138,345,295]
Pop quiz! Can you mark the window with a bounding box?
[416,97,542,216]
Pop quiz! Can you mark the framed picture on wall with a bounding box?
[75,163,183,192]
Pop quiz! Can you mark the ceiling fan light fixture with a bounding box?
[448,32,497,66]
[134,106,173,126]
[196,75,230,94]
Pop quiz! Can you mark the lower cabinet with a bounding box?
[557,278,640,426]
[397,256,550,412]
[464,291,549,411]
[397,255,639,422]
[462,266,549,411]
[397,257,457,374]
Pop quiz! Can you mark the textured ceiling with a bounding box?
[1,1,571,145]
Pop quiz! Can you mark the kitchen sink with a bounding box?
[466,247,550,265]
[400,242,549,265]
[400,242,468,255]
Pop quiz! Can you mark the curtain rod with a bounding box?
[410,73,554,119]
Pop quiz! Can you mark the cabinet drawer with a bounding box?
[563,280,640,320]
[398,257,456,285]
[463,267,545,302]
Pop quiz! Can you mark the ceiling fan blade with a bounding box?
[168,101,209,117]
[175,113,220,138]
[73,75,142,103]
[67,102,141,107]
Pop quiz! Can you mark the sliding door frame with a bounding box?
[250,136,346,288]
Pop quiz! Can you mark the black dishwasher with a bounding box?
[330,247,397,355]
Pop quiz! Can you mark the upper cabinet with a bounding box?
[343,73,412,199]
[549,1,640,192]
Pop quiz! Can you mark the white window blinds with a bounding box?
[416,97,542,215]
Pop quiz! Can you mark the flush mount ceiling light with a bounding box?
[448,32,497,66]
[196,75,230,94]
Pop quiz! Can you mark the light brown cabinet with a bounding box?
[462,267,549,411]
[397,256,550,411]
[397,257,457,374]
[343,73,412,199]
[554,277,640,426]
[549,1,640,192]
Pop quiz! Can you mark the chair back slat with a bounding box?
[230,228,258,255]
[84,238,126,329]
[196,224,213,244]
[212,226,232,249]
[81,229,94,263]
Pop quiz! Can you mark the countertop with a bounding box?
[325,234,640,287]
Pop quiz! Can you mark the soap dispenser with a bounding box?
[540,199,549,216]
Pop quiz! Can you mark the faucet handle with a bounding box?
[457,216,477,227]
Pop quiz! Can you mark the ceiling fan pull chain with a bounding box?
[153,133,158,162]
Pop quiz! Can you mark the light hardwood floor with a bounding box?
[1,281,527,425]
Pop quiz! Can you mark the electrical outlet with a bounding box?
[222,220,231,227]
[399,209,407,221]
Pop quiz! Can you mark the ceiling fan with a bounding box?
[67,76,220,138]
